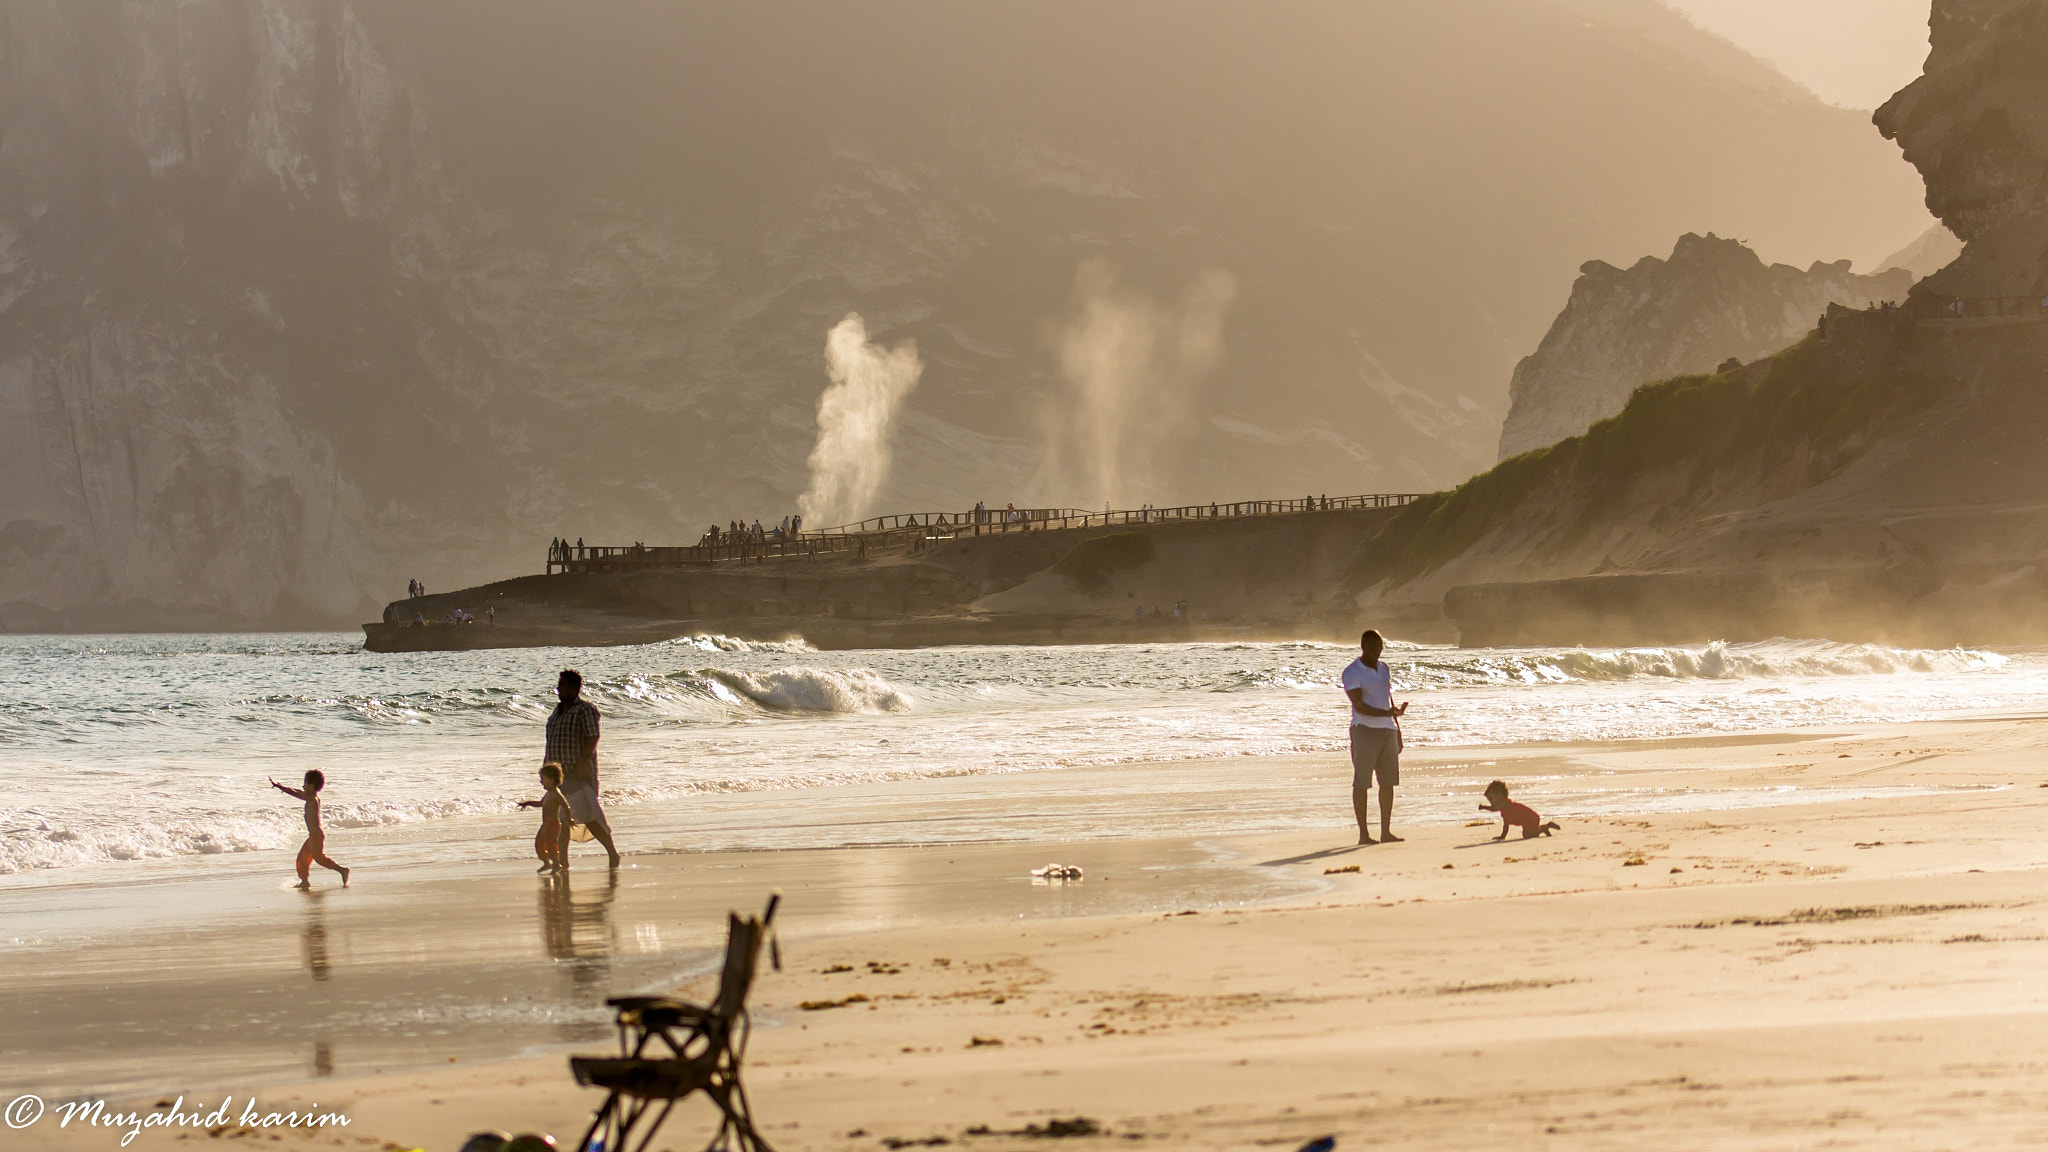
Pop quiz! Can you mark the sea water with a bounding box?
[0,634,2035,876]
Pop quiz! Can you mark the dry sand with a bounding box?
[12,716,2048,1151]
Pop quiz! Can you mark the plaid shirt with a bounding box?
[545,699,601,787]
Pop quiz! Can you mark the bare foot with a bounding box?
[607,855,622,870]
[1380,833,1404,843]
[294,880,311,890]
[339,867,351,886]
[1357,835,1378,846]
[537,863,553,873]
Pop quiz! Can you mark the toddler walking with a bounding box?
[517,762,573,872]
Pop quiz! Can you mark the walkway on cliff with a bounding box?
[545,493,1424,575]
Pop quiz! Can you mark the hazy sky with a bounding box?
[1662,0,1931,109]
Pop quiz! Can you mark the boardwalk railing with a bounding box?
[546,492,1424,575]
[1896,296,2048,321]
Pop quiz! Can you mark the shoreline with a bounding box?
[9,715,2047,1135]
[6,712,2007,897]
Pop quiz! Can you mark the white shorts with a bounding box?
[565,784,609,830]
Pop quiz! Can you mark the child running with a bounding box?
[269,770,350,888]
[1480,779,1560,841]
[517,762,573,872]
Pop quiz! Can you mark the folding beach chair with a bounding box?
[571,893,782,1152]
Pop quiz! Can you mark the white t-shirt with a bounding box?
[1341,658,1398,729]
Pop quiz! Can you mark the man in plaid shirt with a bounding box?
[545,669,621,868]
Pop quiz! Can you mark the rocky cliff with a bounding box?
[1342,0,2048,647]
[0,0,1934,629]
[1878,223,1966,280]
[1877,0,2048,301]
[1496,234,1912,460]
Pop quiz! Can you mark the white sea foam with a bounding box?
[0,633,2039,875]
[666,634,815,654]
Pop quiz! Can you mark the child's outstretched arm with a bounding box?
[517,799,543,809]
[270,778,308,801]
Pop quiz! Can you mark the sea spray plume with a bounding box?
[798,314,924,527]
[1039,261,1236,507]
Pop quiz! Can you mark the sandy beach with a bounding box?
[9,713,2048,1150]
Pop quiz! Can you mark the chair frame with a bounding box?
[571,893,781,1152]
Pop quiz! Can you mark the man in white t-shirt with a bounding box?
[1341,629,1408,845]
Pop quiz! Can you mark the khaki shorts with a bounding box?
[1349,725,1401,788]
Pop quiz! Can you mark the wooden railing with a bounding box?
[546,492,1424,574]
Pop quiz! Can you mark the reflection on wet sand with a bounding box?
[300,889,331,982]
[538,870,618,998]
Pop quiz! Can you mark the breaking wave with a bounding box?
[666,634,814,654]
[706,667,913,714]
[0,631,2036,875]
[1393,639,2007,691]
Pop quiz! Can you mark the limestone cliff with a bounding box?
[0,1,1933,628]
[1877,0,2048,301]
[1496,235,1912,461]
[1339,0,2048,646]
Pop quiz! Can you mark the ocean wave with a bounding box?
[706,667,913,714]
[0,792,528,876]
[666,634,814,653]
[1395,639,2007,691]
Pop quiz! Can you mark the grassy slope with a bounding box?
[1347,318,1952,594]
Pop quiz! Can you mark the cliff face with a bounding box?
[1347,0,2048,647]
[1362,312,2048,645]
[0,1,1934,628]
[1877,0,2048,300]
[1496,234,1912,461]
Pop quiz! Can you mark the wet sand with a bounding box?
[10,715,2048,1149]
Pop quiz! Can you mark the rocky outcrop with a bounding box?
[1364,312,2048,646]
[368,505,1429,651]
[1496,234,1912,461]
[0,1,1933,628]
[1876,0,2048,300]
[1878,223,1966,279]
[1328,0,2048,648]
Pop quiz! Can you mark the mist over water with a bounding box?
[0,634,2036,878]
[1038,261,1237,507]
[798,314,924,527]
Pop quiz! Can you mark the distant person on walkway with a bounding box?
[792,514,803,536]
[270,770,349,888]
[575,537,583,558]
[546,669,621,869]
[1342,629,1407,846]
